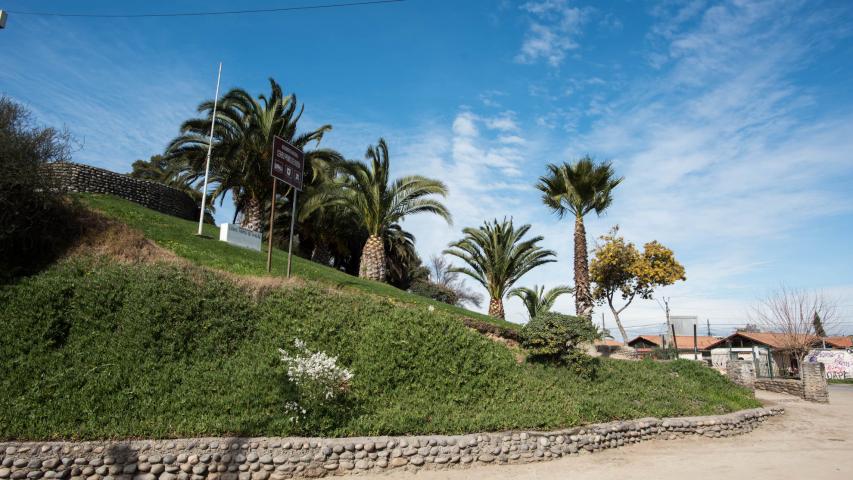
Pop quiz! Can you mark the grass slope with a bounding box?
[79,194,517,331]
[0,258,759,440]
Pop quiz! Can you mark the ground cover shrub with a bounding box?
[0,257,760,440]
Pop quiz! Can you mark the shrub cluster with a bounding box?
[521,312,601,377]
[279,338,354,432]
[408,279,459,305]
[0,96,77,280]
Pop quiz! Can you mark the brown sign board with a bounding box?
[271,136,305,190]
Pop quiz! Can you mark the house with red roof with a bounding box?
[706,332,853,376]
[626,334,720,360]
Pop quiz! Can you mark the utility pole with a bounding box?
[658,297,672,347]
[0,10,8,29]
[693,324,698,360]
[706,318,712,337]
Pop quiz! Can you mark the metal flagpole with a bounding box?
[197,61,222,236]
[286,189,298,278]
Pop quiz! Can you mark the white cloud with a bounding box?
[0,18,206,173]
[389,109,547,322]
[498,135,526,145]
[516,1,590,66]
[558,0,853,335]
[484,112,519,132]
[451,111,479,137]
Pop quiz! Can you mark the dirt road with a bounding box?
[366,385,853,479]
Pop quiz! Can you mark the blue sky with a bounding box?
[3,0,853,335]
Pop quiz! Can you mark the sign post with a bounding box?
[265,178,277,272]
[268,136,304,277]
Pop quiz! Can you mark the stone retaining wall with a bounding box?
[754,378,804,397]
[801,362,829,403]
[726,360,755,389]
[729,360,828,403]
[0,408,782,479]
[47,162,198,221]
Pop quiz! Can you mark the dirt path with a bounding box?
[366,385,853,479]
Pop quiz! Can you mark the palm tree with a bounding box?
[384,224,429,290]
[444,218,556,319]
[536,156,622,318]
[166,78,341,231]
[509,284,573,320]
[336,138,451,282]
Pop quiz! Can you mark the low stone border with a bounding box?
[0,407,783,479]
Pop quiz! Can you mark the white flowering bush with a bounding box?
[279,339,354,423]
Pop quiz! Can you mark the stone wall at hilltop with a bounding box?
[0,407,782,479]
[47,162,198,221]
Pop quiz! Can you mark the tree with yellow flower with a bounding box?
[590,227,686,342]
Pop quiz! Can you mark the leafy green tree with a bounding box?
[129,154,215,222]
[509,285,573,321]
[129,155,173,182]
[444,218,556,319]
[813,312,827,337]
[536,156,622,319]
[336,138,451,282]
[166,78,340,231]
[589,227,686,342]
[0,95,75,279]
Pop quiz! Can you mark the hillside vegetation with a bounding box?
[1,264,758,440]
[79,194,517,331]
[0,197,760,440]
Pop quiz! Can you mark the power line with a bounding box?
[5,0,405,18]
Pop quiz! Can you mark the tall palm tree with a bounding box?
[444,218,556,319]
[536,156,622,318]
[509,285,573,320]
[166,78,341,231]
[335,138,452,282]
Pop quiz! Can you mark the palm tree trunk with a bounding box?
[359,234,387,282]
[241,196,264,232]
[488,297,505,319]
[574,215,593,318]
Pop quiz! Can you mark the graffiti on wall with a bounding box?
[806,349,853,379]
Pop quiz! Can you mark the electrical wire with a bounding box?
[5,0,405,18]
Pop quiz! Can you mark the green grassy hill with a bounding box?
[0,195,760,440]
[79,194,518,331]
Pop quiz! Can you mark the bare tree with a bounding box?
[750,285,838,376]
[429,255,483,309]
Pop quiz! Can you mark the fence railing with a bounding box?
[749,346,799,379]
